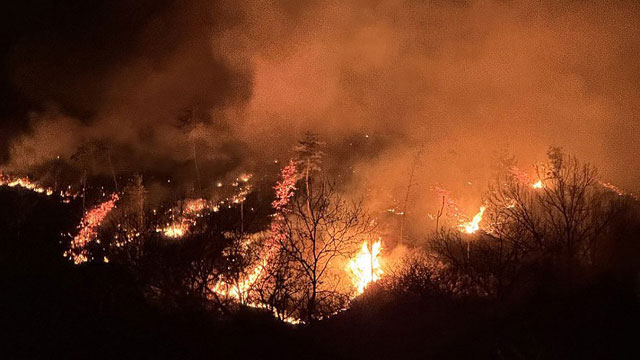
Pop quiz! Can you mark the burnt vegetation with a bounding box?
[1,148,639,359]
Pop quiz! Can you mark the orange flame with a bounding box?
[158,222,189,238]
[210,259,267,303]
[66,193,119,264]
[347,239,383,294]
[0,174,75,199]
[459,206,486,234]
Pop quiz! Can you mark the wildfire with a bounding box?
[206,162,301,316]
[185,198,207,214]
[0,173,75,199]
[155,175,254,239]
[430,186,464,219]
[347,239,383,295]
[201,162,303,324]
[158,222,188,238]
[429,186,489,234]
[155,198,210,238]
[272,161,297,211]
[65,193,119,264]
[210,259,267,302]
[459,206,486,234]
[599,181,638,200]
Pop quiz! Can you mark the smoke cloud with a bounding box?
[2,0,639,225]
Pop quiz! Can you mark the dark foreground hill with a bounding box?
[1,189,638,359]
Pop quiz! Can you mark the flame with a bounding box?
[430,186,464,219]
[201,162,302,324]
[532,180,544,189]
[65,193,119,264]
[1,174,75,199]
[158,222,188,238]
[155,198,210,238]
[599,180,638,200]
[205,163,299,319]
[347,239,383,295]
[210,258,267,302]
[155,175,253,239]
[272,161,297,211]
[511,167,545,190]
[459,206,486,234]
[184,198,207,214]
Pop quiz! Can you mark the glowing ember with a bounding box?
[158,222,188,238]
[532,180,544,189]
[207,162,302,315]
[0,174,74,199]
[155,175,254,239]
[599,181,638,200]
[459,206,486,234]
[204,161,302,323]
[272,161,297,211]
[511,167,545,190]
[184,198,207,214]
[210,258,267,302]
[238,174,252,183]
[347,239,383,294]
[65,193,119,264]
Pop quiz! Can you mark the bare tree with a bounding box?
[487,148,621,267]
[71,140,119,193]
[293,131,325,219]
[430,148,626,298]
[293,132,325,187]
[252,241,305,321]
[274,177,374,322]
[103,174,148,262]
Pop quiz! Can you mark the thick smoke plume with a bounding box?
[2,0,639,220]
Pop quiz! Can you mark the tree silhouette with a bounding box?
[430,148,629,298]
[273,177,374,322]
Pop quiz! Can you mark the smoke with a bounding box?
[2,0,640,221]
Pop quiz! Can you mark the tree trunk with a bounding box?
[308,280,317,323]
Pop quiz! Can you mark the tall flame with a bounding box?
[460,206,486,234]
[347,239,383,295]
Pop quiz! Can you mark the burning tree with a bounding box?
[255,141,376,321]
[271,176,374,322]
[430,148,628,298]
